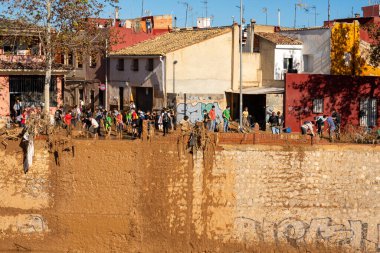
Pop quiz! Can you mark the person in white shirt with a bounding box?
[89,117,99,138]
[301,121,315,136]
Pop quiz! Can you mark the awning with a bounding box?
[227,87,284,95]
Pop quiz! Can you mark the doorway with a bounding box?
[119,87,124,111]
[135,87,153,112]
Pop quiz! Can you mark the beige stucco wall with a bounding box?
[259,38,276,85]
[165,32,233,94]
[242,53,261,88]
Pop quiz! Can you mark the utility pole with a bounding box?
[294,4,297,28]
[105,39,108,110]
[239,0,243,129]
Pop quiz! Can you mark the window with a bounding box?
[283,58,293,70]
[303,55,314,72]
[313,98,324,113]
[76,53,83,69]
[117,58,124,71]
[360,98,377,127]
[147,58,154,71]
[89,53,97,68]
[132,59,139,71]
[67,52,73,66]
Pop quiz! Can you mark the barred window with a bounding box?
[313,98,324,113]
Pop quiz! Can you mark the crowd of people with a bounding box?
[9,98,343,142]
[52,102,179,139]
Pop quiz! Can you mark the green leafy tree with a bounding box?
[0,0,118,114]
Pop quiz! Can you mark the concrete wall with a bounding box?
[174,93,226,124]
[193,144,380,252]
[2,140,380,252]
[280,29,331,74]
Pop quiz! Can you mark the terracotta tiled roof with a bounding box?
[111,27,231,56]
[255,32,303,45]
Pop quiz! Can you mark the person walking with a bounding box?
[316,115,327,138]
[332,110,341,140]
[13,99,22,120]
[203,109,210,129]
[161,108,171,136]
[242,107,249,128]
[20,109,27,128]
[116,111,124,139]
[208,106,217,132]
[268,112,280,134]
[64,110,73,136]
[222,106,231,132]
[326,115,336,142]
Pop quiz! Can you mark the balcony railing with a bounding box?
[0,54,44,64]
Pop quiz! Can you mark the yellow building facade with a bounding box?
[331,21,380,76]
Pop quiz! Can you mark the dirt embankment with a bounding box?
[1,137,375,253]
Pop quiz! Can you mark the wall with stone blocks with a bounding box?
[191,144,380,252]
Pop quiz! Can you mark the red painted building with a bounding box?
[285,73,380,132]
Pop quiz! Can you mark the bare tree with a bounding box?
[0,0,118,115]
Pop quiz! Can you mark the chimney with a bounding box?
[115,7,119,20]
[250,19,256,53]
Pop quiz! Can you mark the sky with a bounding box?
[103,0,375,28]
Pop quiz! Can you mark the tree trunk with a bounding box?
[44,0,52,115]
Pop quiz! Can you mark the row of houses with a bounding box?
[0,4,379,131]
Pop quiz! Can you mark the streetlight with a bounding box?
[239,0,243,129]
[173,60,178,94]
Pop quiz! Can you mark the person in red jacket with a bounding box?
[64,111,73,136]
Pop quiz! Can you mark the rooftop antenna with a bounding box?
[262,7,268,25]
[178,1,190,27]
[310,6,319,26]
[141,0,144,17]
[294,0,306,28]
[201,0,208,18]
[328,0,331,25]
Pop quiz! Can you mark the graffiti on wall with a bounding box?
[234,216,380,251]
[176,102,223,124]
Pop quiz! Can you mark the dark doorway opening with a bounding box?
[99,90,105,107]
[135,87,153,112]
[228,93,267,130]
[119,87,124,111]
[90,90,95,111]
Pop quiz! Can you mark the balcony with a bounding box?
[0,54,44,65]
